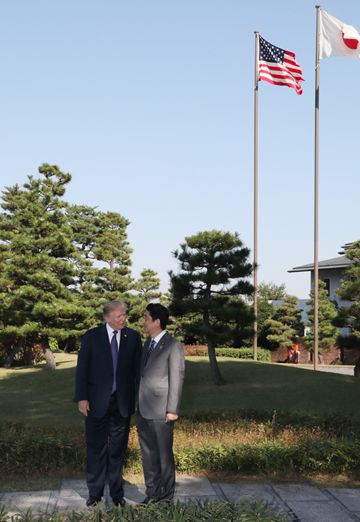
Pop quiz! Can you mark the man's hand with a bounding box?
[165,412,178,423]
[78,400,90,416]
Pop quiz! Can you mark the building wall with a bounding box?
[309,268,350,308]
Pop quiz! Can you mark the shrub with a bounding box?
[215,347,271,362]
[0,501,287,522]
[0,424,86,475]
[174,440,360,475]
[184,345,208,356]
[337,334,360,350]
[184,346,271,362]
[2,422,360,478]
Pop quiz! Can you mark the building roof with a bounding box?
[289,255,352,273]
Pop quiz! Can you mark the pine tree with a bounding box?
[257,282,287,349]
[63,204,103,348]
[258,282,287,302]
[133,269,161,301]
[0,164,87,368]
[264,295,303,349]
[169,230,253,385]
[337,240,360,339]
[66,205,134,341]
[305,280,338,351]
[128,268,162,333]
[94,211,133,301]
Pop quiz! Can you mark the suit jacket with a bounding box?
[75,324,142,418]
[138,332,185,420]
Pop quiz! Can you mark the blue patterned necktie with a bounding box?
[111,330,119,393]
[145,338,156,366]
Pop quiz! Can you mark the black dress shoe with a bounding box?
[113,497,126,507]
[86,497,101,507]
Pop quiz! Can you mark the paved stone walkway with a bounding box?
[279,363,355,376]
[2,476,360,521]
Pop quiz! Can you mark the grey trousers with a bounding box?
[137,413,175,501]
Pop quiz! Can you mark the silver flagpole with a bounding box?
[313,6,321,370]
[253,31,259,361]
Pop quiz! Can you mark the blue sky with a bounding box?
[0,0,359,298]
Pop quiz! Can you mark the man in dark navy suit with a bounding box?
[75,300,142,508]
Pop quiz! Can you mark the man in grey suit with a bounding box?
[137,303,185,503]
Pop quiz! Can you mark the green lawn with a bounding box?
[1,353,360,426]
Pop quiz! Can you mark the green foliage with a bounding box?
[169,230,253,384]
[3,421,360,481]
[0,501,287,522]
[0,167,137,365]
[127,268,162,333]
[256,282,289,349]
[182,410,360,438]
[0,424,85,475]
[0,165,88,366]
[337,240,360,344]
[305,280,339,351]
[67,205,133,320]
[337,334,360,350]
[257,282,287,301]
[132,268,161,301]
[256,299,276,349]
[175,440,360,476]
[263,295,303,349]
[190,347,271,362]
[217,347,271,362]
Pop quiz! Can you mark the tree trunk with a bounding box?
[41,339,56,371]
[207,339,225,385]
[59,336,76,353]
[354,359,360,378]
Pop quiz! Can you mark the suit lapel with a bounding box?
[143,332,171,369]
[118,328,128,368]
[141,338,150,372]
[119,328,128,351]
[100,324,113,365]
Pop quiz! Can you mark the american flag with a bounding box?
[258,35,304,95]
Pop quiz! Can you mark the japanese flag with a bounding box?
[320,9,360,59]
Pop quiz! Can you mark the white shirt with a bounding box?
[106,323,121,350]
[151,330,167,346]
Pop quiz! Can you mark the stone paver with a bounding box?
[285,500,356,522]
[326,487,360,513]
[272,481,329,501]
[1,491,54,517]
[219,483,289,520]
[280,364,355,376]
[219,482,276,503]
[175,475,215,496]
[2,478,360,521]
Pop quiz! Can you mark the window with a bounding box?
[321,278,330,296]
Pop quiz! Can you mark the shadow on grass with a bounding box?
[1,358,360,426]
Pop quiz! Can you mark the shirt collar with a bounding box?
[152,330,167,344]
[106,323,120,338]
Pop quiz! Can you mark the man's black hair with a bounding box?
[146,303,170,330]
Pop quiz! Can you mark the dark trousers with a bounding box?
[85,394,130,500]
[137,413,175,501]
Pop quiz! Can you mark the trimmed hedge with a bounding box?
[182,410,360,437]
[185,346,271,362]
[2,422,360,478]
[215,347,271,362]
[0,424,85,475]
[175,440,360,475]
